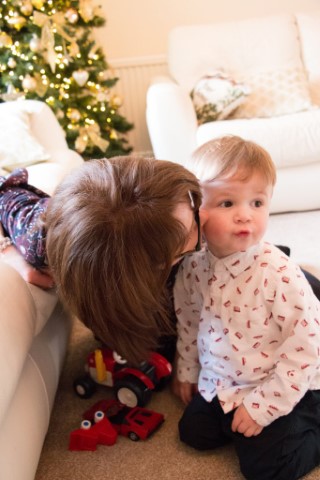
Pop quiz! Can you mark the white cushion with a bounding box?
[0,106,50,171]
[231,67,312,118]
[196,108,320,169]
[296,11,320,106]
[169,14,305,92]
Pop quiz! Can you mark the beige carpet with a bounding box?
[35,210,320,480]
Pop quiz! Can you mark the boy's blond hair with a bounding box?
[45,156,201,364]
[188,135,277,186]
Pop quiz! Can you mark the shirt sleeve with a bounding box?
[243,262,320,427]
[174,256,202,383]
[0,168,50,268]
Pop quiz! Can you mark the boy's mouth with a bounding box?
[235,230,250,237]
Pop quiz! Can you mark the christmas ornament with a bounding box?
[67,108,81,122]
[22,75,37,91]
[20,1,33,16]
[31,0,44,9]
[34,73,48,97]
[33,11,79,72]
[75,122,109,153]
[7,58,16,69]
[111,95,122,107]
[0,32,13,48]
[97,91,110,102]
[29,35,41,52]
[56,109,65,120]
[7,15,27,30]
[65,8,79,24]
[110,129,118,140]
[72,69,89,86]
[79,0,95,22]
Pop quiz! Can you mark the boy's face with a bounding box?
[200,171,273,258]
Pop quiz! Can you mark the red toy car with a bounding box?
[83,399,165,442]
[69,412,118,451]
[73,347,172,407]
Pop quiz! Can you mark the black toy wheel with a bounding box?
[114,375,152,407]
[153,374,172,392]
[73,374,97,398]
[128,431,140,442]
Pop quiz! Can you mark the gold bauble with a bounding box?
[56,109,65,120]
[67,108,81,123]
[65,8,79,24]
[0,32,13,48]
[111,95,122,108]
[29,35,41,52]
[31,0,44,9]
[22,75,37,91]
[20,1,33,16]
[8,58,17,69]
[7,16,27,30]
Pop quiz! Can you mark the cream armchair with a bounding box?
[146,12,320,214]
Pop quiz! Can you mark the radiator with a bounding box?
[110,55,168,155]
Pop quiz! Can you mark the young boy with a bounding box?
[174,135,320,480]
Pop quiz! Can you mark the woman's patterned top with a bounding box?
[0,168,49,268]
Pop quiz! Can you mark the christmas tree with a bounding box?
[0,0,133,158]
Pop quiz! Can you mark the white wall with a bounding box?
[96,0,319,59]
[94,0,320,153]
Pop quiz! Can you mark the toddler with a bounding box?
[174,135,320,480]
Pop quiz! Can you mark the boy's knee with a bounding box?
[178,415,207,450]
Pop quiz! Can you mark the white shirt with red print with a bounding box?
[174,242,320,427]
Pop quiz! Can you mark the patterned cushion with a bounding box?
[231,67,313,119]
[191,72,250,124]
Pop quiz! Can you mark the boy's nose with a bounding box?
[235,206,251,223]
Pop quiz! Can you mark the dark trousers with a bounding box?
[179,391,320,480]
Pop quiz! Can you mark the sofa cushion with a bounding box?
[296,11,320,106]
[231,67,312,118]
[196,109,320,169]
[191,71,249,123]
[0,105,50,172]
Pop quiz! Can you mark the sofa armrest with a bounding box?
[146,77,198,164]
[26,148,83,195]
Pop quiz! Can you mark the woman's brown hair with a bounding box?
[45,156,201,364]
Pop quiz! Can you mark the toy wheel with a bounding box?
[154,375,171,392]
[73,374,97,399]
[128,431,140,442]
[114,375,152,407]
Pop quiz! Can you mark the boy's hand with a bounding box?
[171,375,198,405]
[231,403,263,437]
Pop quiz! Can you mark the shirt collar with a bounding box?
[207,243,262,277]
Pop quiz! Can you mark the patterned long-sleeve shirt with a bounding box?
[0,169,49,268]
[174,242,320,427]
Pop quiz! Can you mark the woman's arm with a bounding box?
[0,168,49,266]
[0,223,54,288]
[0,169,54,288]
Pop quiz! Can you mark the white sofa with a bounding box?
[0,100,83,480]
[146,12,320,214]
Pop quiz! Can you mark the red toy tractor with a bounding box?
[73,347,172,407]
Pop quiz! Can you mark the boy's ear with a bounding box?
[199,208,209,226]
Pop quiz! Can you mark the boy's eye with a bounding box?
[253,200,263,207]
[220,200,233,208]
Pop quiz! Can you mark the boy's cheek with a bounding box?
[199,208,209,226]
